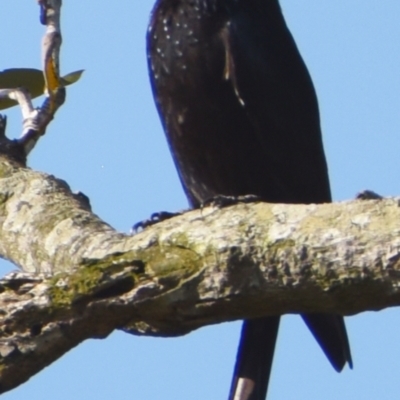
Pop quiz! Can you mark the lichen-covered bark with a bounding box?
[0,156,400,393]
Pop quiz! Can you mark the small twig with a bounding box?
[39,0,62,101]
[0,1,65,159]
[18,87,65,154]
[17,0,65,154]
[0,88,35,117]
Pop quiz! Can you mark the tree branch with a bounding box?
[0,155,399,393]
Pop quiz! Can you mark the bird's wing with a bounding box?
[222,9,331,203]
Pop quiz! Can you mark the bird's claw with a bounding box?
[131,211,182,234]
[356,190,383,200]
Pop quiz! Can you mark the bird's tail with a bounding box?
[302,314,353,371]
[228,316,280,400]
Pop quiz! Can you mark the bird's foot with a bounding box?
[131,211,183,233]
[201,194,261,209]
[356,190,383,200]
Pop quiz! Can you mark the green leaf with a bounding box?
[0,68,43,110]
[0,68,84,110]
[60,70,84,86]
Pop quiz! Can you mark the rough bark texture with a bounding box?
[0,155,400,393]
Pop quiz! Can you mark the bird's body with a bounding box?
[147,0,352,398]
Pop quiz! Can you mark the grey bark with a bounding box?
[0,155,399,393]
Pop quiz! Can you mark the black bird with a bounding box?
[147,1,353,399]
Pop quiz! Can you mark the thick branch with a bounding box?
[0,156,400,392]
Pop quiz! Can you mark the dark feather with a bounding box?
[147,1,352,399]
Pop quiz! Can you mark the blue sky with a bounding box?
[1,1,400,399]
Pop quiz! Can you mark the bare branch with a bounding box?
[0,0,65,158]
[18,0,65,153]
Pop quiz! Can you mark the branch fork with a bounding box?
[0,0,64,159]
